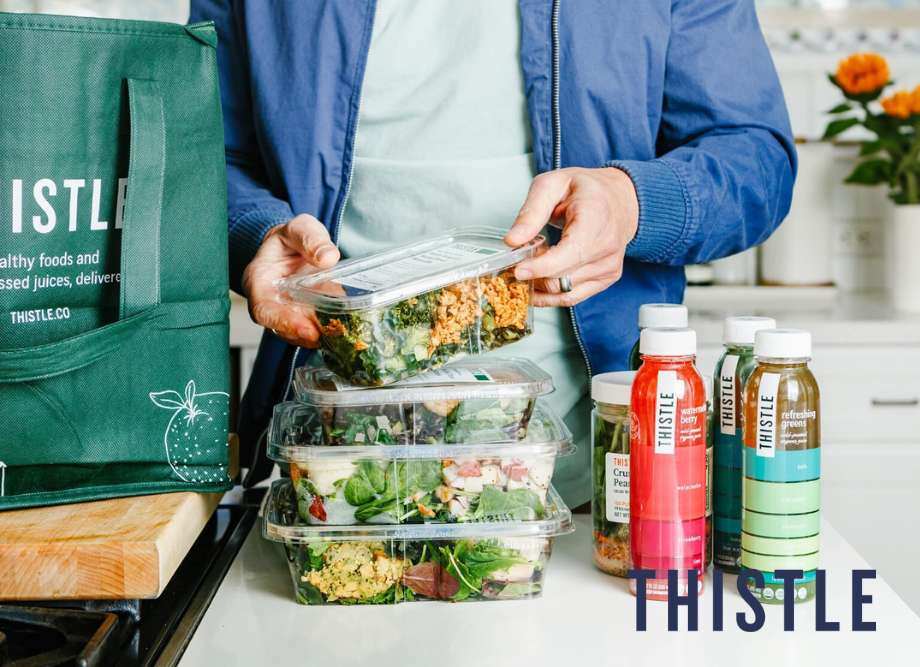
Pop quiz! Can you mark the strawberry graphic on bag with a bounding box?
[150,380,229,484]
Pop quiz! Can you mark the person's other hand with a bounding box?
[241,214,340,347]
[505,167,639,307]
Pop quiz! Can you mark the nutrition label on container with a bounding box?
[605,453,630,523]
[333,243,501,292]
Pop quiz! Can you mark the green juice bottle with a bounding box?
[628,303,688,370]
[713,316,776,573]
[741,329,821,604]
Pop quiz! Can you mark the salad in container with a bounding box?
[278,228,545,386]
[262,478,573,605]
[292,357,553,446]
[268,402,573,525]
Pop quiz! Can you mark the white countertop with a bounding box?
[181,512,920,667]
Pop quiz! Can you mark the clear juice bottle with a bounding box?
[628,304,688,370]
[741,329,821,605]
[630,327,707,600]
[713,316,776,573]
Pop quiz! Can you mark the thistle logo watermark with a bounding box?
[629,568,877,632]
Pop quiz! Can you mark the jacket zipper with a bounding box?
[284,5,377,400]
[551,0,593,379]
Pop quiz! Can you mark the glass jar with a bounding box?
[741,329,821,605]
[591,371,635,577]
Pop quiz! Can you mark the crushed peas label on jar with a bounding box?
[719,354,740,436]
[332,243,501,293]
[605,453,630,523]
[756,373,781,458]
[654,370,679,455]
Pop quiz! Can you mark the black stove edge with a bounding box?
[150,504,259,667]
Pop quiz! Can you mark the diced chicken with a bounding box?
[442,464,464,490]
[528,460,553,488]
[435,485,454,503]
[448,496,471,518]
[422,399,460,417]
[479,464,501,486]
[489,563,535,582]
[464,475,484,494]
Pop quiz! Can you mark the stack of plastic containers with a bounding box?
[262,228,575,605]
[741,329,821,604]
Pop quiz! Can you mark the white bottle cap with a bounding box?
[591,371,636,406]
[754,328,812,359]
[639,327,697,357]
[638,303,688,329]
[723,316,777,346]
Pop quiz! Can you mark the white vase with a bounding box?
[760,142,835,286]
[888,203,920,313]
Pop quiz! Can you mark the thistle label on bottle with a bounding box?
[605,452,630,523]
[654,370,678,455]
[719,354,740,435]
[756,372,781,458]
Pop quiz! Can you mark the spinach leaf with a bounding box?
[440,540,527,601]
[471,486,544,521]
[344,461,388,506]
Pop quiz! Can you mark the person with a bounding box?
[190,0,796,508]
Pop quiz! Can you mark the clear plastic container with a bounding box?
[261,479,574,605]
[279,227,545,386]
[292,357,553,446]
[591,371,635,578]
[269,402,574,526]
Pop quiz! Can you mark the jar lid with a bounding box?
[591,371,636,405]
[638,303,688,329]
[723,316,777,346]
[754,328,812,359]
[639,327,696,357]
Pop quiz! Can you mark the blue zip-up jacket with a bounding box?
[190,0,796,487]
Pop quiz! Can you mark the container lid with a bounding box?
[639,327,696,356]
[723,316,777,346]
[261,479,574,543]
[754,328,812,359]
[294,357,553,406]
[278,226,545,312]
[638,303,688,329]
[591,371,636,405]
[268,400,575,462]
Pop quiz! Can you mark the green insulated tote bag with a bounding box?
[0,13,231,509]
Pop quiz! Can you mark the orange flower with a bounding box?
[911,85,920,115]
[882,90,915,119]
[835,53,890,95]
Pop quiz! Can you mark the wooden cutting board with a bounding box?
[0,436,239,601]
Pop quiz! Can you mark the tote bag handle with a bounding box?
[0,78,165,383]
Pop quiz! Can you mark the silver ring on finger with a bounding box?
[558,274,574,293]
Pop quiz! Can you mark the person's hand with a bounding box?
[241,214,340,347]
[505,167,639,307]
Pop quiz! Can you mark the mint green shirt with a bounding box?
[338,0,592,507]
